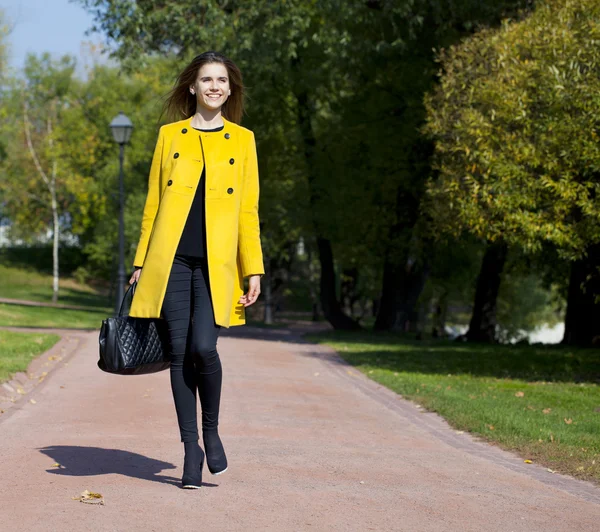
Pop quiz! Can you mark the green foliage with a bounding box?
[425,0,600,260]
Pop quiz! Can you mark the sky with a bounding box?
[1,0,107,76]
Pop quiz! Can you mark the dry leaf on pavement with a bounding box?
[72,490,104,505]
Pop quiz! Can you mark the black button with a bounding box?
[227,187,234,194]
[229,158,235,164]
[167,180,173,186]
[182,128,188,134]
[174,153,179,159]
[224,133,230,139]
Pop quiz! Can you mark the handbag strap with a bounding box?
[118,281,137,317]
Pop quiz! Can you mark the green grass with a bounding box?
[0,264,111,308]
[0,330,61,382]
[306,330,600,485]
[0,303,107,330]
[0,264,111,329]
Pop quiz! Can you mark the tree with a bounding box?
[1,54,81,302]
[425,0,600,345]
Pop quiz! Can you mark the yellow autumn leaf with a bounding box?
[564,418,573,424]
[524,460,533,464]
[515,391,525,397]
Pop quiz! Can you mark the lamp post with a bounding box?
[109,111,134,315]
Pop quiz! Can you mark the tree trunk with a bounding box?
[263,256,273,325]
[466,240,508,343]
[292,56,360,331]
[317,237,361,330]
[432,290,449,338]
[397,258,430,333]
[340,266,359,318]
[562,243,600,346]
[306,245,320,321]
[51,187,60,304]
[374,251,400,330]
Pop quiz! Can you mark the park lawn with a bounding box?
[0,330,61,382]
[0,264,110,309]
[307,330,600,485]
[0,303,108,330]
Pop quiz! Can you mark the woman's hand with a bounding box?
[239,274,261,307]
[129,268,142,285]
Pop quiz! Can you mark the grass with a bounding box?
[306,330,600,485]
[0,303,108,330]
[0,264,111,329]
[0,330,61,382]
[0,264,111,308]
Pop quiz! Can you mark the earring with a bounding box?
[190,90,195,95]
[228,90,231,95]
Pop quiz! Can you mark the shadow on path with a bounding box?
[37,445,210,488]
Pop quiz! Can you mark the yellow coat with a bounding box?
[129,115,265,327]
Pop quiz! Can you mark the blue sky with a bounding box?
[1,0,107,74]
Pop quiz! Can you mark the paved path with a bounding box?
[0,325,599,531]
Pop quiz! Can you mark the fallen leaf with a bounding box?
[29,399,36,404]
[52,463,60,467]
[576,466,584,471]
[524,459,532,464]
[542,408,552,414]
[515,391,525,397]
[487,425,495,430]
[564,418,573,425]
[16,388,25,395]
[72,490,104,505]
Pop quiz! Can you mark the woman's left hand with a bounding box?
[239,275,262,307]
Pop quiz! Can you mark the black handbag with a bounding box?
[98,281,170,375]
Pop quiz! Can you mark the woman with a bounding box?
[128,51,265,489]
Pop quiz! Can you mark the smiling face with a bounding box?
[190,62,231,112]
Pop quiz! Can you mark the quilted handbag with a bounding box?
[98,281,170,375]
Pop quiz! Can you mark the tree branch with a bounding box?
[23,99,51,187]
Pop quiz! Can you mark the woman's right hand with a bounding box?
[129,268,142,285]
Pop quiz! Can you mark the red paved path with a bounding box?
[0,325,599,531]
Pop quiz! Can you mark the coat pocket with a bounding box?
[166,181,195,196]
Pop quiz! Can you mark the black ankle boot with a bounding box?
[203,430,228,475]
[182,441,205,489]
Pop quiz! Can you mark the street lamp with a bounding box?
[109,111,134,315]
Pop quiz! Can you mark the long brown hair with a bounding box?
[161,51,246,124]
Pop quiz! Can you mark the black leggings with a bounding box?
[161,254,222,443]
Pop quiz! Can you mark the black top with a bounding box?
[175,124,225,259]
